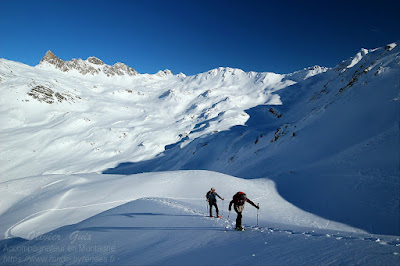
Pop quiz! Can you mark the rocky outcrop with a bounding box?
[87,56,105,65]
[39,50,138,77]
[27,85,81,104]
[104,62,138,76]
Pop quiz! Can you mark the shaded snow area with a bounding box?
[0,43,399,265]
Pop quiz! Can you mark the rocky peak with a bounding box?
[87,56,105,65]
[41,50,57,61]
[40,50,64,67]
[155,69,173,77]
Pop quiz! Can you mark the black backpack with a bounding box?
[234,192,247,206]
[206,190,211,199]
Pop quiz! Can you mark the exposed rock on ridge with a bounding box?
[155,69,173,76]
[39,50,138,77]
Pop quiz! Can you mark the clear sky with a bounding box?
[1,0,399,75]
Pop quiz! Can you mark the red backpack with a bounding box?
[233,191,247,205]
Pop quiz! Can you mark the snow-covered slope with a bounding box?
[1,171,399,265]
[104,43,400,235]
[0,53,292,182]
[0,43,399,264]
[2,197,399,265]
[0,170,359,241]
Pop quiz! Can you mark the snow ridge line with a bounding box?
[4,199,132,239]
[4,197,206,239]
[4,197,400,249]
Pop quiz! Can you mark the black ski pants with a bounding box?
[209,201,219,217]
[234,205,245,228]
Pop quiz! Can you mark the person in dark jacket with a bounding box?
[229,191,259,230]
[206,187,224,217]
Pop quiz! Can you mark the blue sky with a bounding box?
[0,0,399,75]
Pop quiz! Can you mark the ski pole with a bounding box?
[257,203,259,228]
[207,202,209,216]
[225,210,231,229]
[222,200,224,217]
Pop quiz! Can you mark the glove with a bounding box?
[257,206,260,209]
[228,207,231,211]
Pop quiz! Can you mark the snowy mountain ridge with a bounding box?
[37,50,330,82]
[0,52,297,181]
[38,50,140,77]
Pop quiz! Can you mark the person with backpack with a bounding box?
[228,191,259,230]
[206,187,224,218]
